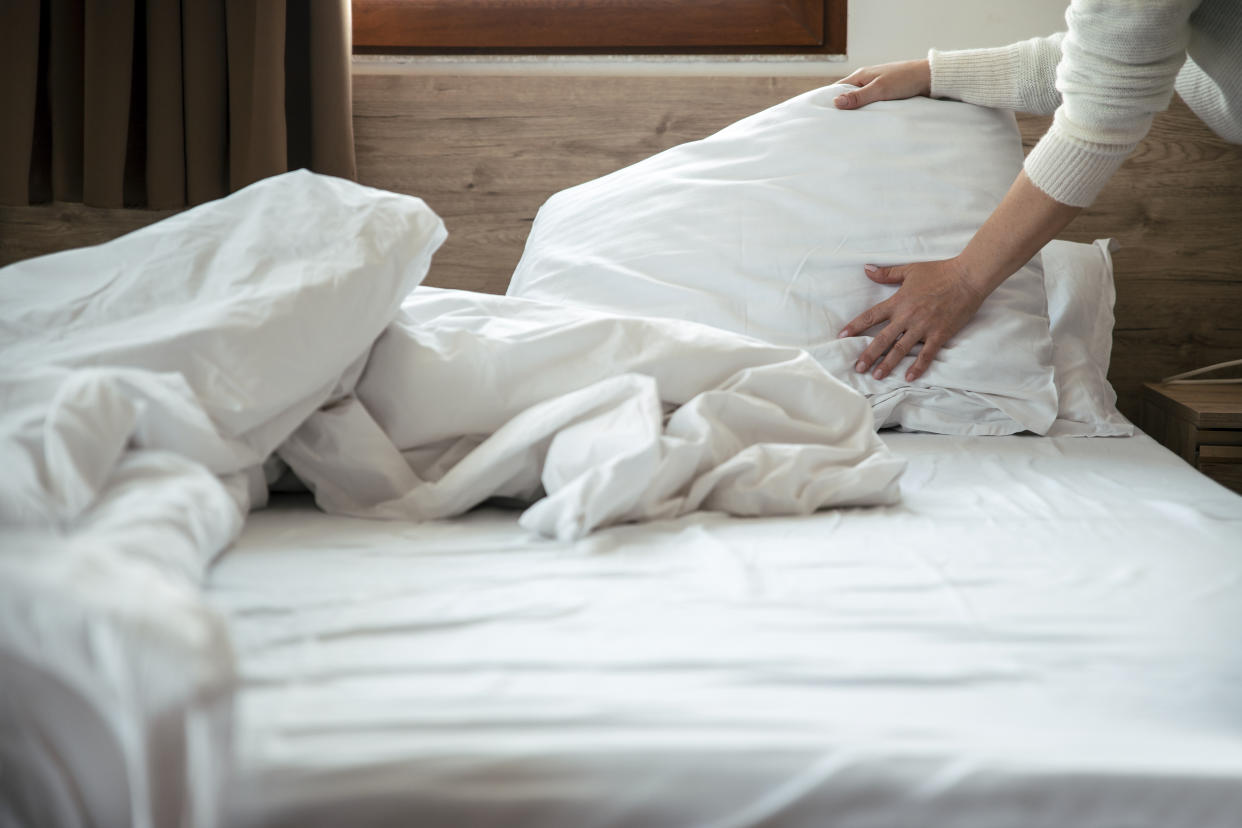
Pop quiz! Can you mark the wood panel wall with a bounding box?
[3,74,1240,423]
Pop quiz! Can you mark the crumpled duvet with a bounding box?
[280,288,905,541]
[0,171,902,827]
[0,171,448,828]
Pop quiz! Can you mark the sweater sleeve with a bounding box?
[932,0,1200,207]
[928,34,1064,116]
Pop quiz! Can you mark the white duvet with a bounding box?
[281,288,904,540]
[0,172,902,826]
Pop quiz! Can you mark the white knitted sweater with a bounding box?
[928,0,1242,207]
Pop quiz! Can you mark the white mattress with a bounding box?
[209,432,1242,827]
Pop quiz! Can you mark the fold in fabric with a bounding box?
[280,289,906,542]
[0,171,446,828]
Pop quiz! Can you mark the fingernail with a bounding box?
[838,329,850,339]
[834,95,846,106]
[905,371,915,382]
[873,369,885,379]
[864,264,878,273]
[854,360,866,373]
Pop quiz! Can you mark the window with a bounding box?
[352,0,846,54]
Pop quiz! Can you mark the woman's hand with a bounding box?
[834,60,932,110]
[838,172,1083,382]
[838,259,987,382]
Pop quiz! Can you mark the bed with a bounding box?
[2,74,1242,828]
[216,431,1242,827]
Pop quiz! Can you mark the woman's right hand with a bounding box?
[834,60,932,109]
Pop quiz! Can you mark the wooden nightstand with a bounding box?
[1141,382,1242,494]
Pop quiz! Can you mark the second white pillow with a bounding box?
[1041,239,1133,437]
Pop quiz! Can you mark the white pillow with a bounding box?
[1040,239,1134,436]
[508,83,1058,436]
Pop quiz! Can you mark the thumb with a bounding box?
[834,81,884,110]
[864,264,904,284]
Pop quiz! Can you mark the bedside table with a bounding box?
[1141,382,1242,494]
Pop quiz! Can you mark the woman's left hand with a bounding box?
[838,258,988,382]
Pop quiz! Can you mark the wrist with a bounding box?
[949,253,1002,302]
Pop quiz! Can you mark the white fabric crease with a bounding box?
[0,171,447,828]
[279,288,905,541]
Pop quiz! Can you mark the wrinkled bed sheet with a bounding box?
[215,432,1242,828]
[0,172,900,827]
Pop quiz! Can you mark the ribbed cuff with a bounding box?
[1023,118,1134,207]
[928,45,1024,110]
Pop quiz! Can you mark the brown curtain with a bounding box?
[0,0,356,208]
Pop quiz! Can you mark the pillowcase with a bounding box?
[508,83,1058,436]
[1040,238,1134,436]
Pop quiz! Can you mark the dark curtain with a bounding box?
[0,0,356,208]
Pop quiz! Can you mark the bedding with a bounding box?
[0,171,904,827]
[508,83,1059,436]
[281,287,904,540]
[1040,239,1134,437]
[0,170,447,828]
[0,88,1219,828]
[214,430,1242,828]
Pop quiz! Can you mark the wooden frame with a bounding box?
[352,0,846,54]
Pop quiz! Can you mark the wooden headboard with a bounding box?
[3,73,1240,421]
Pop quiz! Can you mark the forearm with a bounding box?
[956,171,1081,296]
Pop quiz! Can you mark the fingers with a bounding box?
[874,329,919,380]
[854,320,903,377]
[834,90,860,109]
[864,264,904,284]
[835,77,885,110]
[905,334,947,382]
[837,265,904,338]
[838,68,876,89]
[838,297,891,340]
[834,66,894,108]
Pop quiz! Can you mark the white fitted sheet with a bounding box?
[210,432,1242,827]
